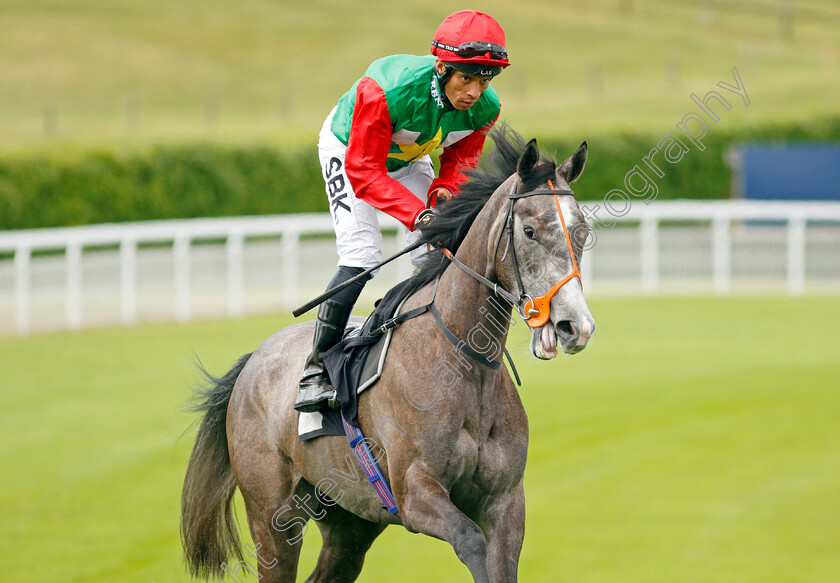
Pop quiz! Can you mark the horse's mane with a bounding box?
[408,124,557,293]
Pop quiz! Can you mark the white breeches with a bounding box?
[318,107,434,271]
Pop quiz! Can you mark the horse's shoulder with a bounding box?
[493,368,528,435]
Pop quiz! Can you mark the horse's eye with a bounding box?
[523,225,536,240]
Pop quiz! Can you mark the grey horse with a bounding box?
[181,127,594,583]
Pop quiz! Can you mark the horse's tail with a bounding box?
[181,352,253,579]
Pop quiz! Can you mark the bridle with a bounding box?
[440,178,582,329]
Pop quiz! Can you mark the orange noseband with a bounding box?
[522,181,582,328]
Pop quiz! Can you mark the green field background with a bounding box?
[2,0,839,148]
[1,0,839,228]
[2,296,839,582]
[2,1,840,581]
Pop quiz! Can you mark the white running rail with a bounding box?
[1,201,839,335]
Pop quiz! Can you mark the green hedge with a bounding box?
[2,116,838,230]
[539,115,840,203]
[0,144,326,230]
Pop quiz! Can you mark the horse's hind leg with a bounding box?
[304,502,387,583]
[233,449,308,583]
[240,494,307,583]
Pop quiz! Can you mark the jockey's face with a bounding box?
[435,59,492,111]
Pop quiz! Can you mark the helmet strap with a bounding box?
[436,64,455,109]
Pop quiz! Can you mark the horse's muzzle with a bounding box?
[558,315,595,355]
[531,315,595,359]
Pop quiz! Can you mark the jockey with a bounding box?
[295,10,510,413]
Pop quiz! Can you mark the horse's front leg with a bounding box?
[397,464,491,583]
[479,482,526,583]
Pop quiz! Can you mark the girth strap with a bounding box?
[334,185,580,521]
[341,412,399,516]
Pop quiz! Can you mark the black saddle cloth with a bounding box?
[300,278,420,441]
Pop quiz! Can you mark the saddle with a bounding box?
[297,279,423,441]
[296,274,520,442]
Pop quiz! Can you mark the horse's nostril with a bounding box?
[556,320,575,338]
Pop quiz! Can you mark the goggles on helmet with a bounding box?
[430,40,508,61]
[445,61,503,78]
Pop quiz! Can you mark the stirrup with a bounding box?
[295,293,358,413]
[295,387,339,413]
[295,368,338,412]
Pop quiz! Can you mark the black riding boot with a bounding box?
[295,266,370,413]
[294,299,352,412]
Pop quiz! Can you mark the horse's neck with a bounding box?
[433,180,516,367]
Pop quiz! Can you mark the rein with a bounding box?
[441,179,582,329]
[335,181,582,518]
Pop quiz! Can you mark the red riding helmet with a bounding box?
[430,10,510,78]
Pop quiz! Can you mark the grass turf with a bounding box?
[0,0,838,150]
[1,296,839,581]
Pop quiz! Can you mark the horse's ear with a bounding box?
[558,141,588,185]
[517,138,541,178]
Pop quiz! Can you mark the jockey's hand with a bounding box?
[414,208,438,231]
[428,187,453,206]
